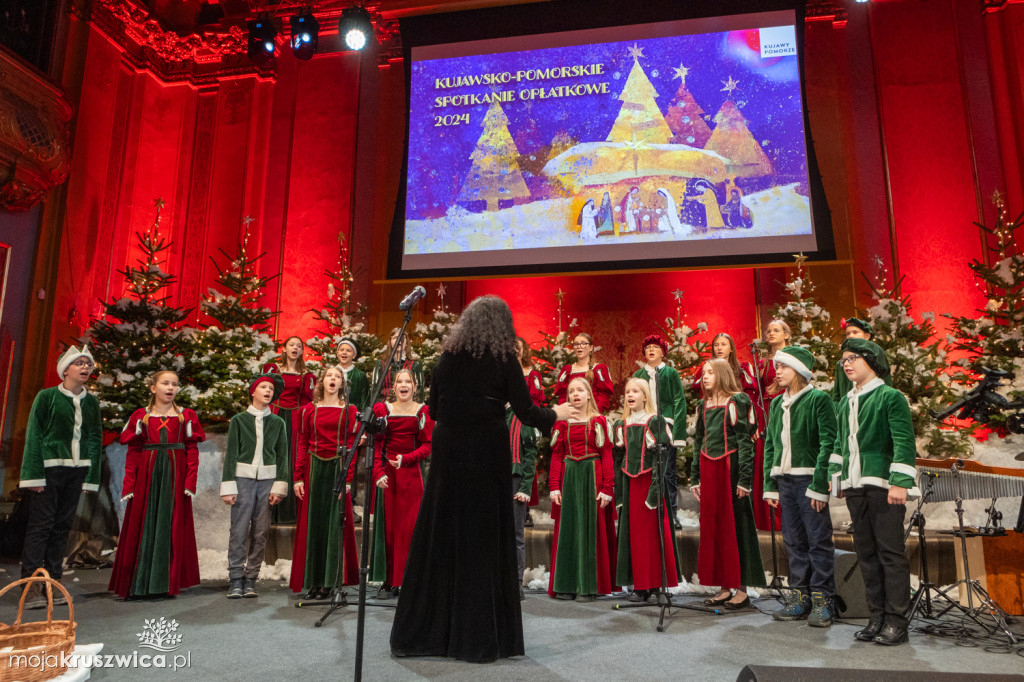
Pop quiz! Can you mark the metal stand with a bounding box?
[296,298,419,682]
[932,461,1017,646]
[612,384,723,627]
[905,472,956,620]
[748,341,785,601]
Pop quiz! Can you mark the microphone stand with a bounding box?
[297,301,418,682]
[614,368,722,625]
[748,341,785,600]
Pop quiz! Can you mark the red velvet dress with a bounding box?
[370,402,433,587]
[547,416,618,597]
[693,360,779,531]
[262,363,315,525]
[289,403,360,592]
[109,409,203,598]
[524,368,545,506]
[554,363,614,413]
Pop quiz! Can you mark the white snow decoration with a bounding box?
[523,565,549,589]
[196,548,292,582]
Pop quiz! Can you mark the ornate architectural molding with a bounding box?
[805,0,848,27]
[86,0,275,85]
[0,47,73,211]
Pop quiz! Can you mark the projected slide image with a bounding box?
[403,14,816,270]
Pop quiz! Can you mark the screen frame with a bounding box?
[388,0,834,280]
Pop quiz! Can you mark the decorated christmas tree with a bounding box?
[187,215,279,425]
[664,64,712,147]
[767,254,840,386]
[456,99,531,211]
[944,191,1024,431]
[531,289,578,404]
[85,199,194,430]
[861,259,971,458]
[704,77,773,179]
[606,44,673,146]
[305,231,382,376]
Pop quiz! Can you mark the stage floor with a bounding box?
[1,562,1022,681]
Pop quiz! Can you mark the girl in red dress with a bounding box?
[690,359,765,609]
[110,370,203,599]
[613,378,679,601]
[370,368,433,598]
[751,320,793,531]
[554,333,614,413]
[548,377,617,600]
[289,366,362,598]
[263,335,316,525]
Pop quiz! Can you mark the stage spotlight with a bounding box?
[290,13,320,60]
[247,17,277,65]
[339,6,375,51]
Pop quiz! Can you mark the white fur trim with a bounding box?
[890,463,917,479]
[762,491,779,501]
[270,481,289,497]
[19,479,46,488]
[56,345,94,381]
[82,483,99,492]
[805,489,829,503]
[773,349,813,380]
[220,480,239,496]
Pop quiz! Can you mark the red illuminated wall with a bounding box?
[10,0,1024,481]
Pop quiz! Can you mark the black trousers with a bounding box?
[845,486,910,628]
[21,467,88,579]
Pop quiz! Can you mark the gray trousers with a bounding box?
[513,475,527,584]
[228,477,274,580]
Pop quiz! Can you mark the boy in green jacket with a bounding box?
[830,338,917,646]
[20,345,103,608]
[762,346,838,627]
[222,374,289,599]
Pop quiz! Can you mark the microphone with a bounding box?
[399,286,427,311]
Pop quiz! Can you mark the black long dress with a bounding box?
[390,349,556,662]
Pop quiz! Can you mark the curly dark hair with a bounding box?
[443,296,518,360]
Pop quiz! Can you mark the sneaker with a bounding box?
[807,592,834,628]
[227,579,244,599]
[23,583,47,610]
[773,590,811,621]
[243,579,257,598]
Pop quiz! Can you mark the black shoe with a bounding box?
[854,619,884,642]
[555,593,575,601]
[391,586,401,599]
[577,594,597,602]
[704,591,731,606]
[304,588,320,600]
[243,578,257,598]
[519,585,526,601]
[524,512,534,528]
[227,579,244,599]
[873,624,908,646]
[672,516,683,530]
[628,590,650,603]
[352,511,362,524]
[723,595,750,610]
[376,585,393,600]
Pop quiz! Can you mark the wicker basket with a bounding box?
[0,568,76,682]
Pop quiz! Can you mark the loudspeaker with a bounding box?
[737,666,1024,682]
[834,548,869,619]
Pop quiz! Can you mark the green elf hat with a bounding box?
[840,317,874,338]
[249,373,285,402]
[773,346,814,380]
[841,338,891,379]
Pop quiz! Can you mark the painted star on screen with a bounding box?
[628,43,645,59]
[672,64,690,83]
[720,76,739,95]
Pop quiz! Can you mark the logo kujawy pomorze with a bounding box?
[136,617,184,652]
